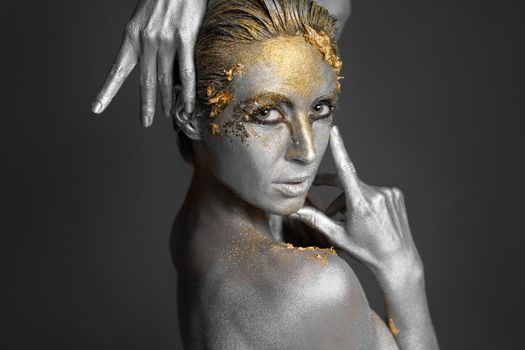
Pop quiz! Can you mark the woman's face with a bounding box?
[201,36,339,215]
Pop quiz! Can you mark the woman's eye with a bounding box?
[311,103,334,119]
[255,108,283,123]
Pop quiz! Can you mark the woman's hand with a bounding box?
[291,126,423,288]
[91,0,206,127]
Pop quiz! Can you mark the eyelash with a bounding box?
[311,100,337,120]
[249,106,284,125]
[248,101,336,125]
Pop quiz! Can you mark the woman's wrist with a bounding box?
[372,254,425,294]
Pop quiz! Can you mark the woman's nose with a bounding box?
[285,114,316,165]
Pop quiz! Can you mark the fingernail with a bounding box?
[289,213,300,219]
[91,101,103,114]
[143,116,153,128]
[184,102,194,115]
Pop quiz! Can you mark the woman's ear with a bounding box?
[173,85,202,141]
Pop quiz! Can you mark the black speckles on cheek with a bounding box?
[222,104,251,144]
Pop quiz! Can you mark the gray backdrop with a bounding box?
[2,0,524,349]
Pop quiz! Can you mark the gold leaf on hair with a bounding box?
[303,25,343,75]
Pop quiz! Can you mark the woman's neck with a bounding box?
[184,169,273,241]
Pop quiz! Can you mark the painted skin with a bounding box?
[94,1,438,348]
[91,0,350,127]
[171,36,435,349]
[201,36,337,216]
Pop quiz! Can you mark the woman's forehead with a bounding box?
[232,36,338,101]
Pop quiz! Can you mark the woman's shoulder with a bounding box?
[200,240,365,312]
[191,242,374,348]
[176,223,364,298]
[267,243,358,291]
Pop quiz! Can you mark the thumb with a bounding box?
[290,207,346,248]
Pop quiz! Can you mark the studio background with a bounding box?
[2,0,524,349]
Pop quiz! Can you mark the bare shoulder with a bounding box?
[195,242,376,349]
[266,244,364,303]
[205,241,364,305]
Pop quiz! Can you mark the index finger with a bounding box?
[91,36,138,114]
[330,126,365,206]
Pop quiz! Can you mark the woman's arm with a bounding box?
[378,267,438,349]
[291,126,439,350]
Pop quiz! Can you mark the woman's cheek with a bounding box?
[247,123,290,152]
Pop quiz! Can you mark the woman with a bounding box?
[95,0,439,349]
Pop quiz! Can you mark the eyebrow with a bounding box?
[236,92,293,112]
[236,89,340,112]
[315,89,340,103]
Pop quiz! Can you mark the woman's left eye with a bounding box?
[311,103,334,119]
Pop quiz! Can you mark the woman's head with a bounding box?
[177,0,342,215]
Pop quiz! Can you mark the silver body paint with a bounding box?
[95,0,438,348]
[171,36,438,349]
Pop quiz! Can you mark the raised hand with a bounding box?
[91,0,206,127]
[291,126,423,286]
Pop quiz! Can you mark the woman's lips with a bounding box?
[273,178,312,197]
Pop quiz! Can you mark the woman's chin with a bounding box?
[263,195,306,216]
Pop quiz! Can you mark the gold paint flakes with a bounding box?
[225,63,244,82]
[208,90,233,111]
[303,25,343,75]
[206,85,216,99]
[337,76,344,93]
[207,88,234,121]
[210,123,221,136]
[303,25,344,92]
[387,318,401,336]
[275,242,336,267]
[205,64,245,135]
[220,225,338,270]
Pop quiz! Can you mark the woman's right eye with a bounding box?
[254,107,284,124]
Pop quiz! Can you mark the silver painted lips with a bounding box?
[273,178,312,197]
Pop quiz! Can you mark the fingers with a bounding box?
[92,34,138,114]
[313,173,342,188]
[391,187,410,231]
[178,36,197,115]
[290,207,346,247]
[330,126,365,207]
[376,186,403,229]
[158,36,176,117]
[139,32,158,127]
